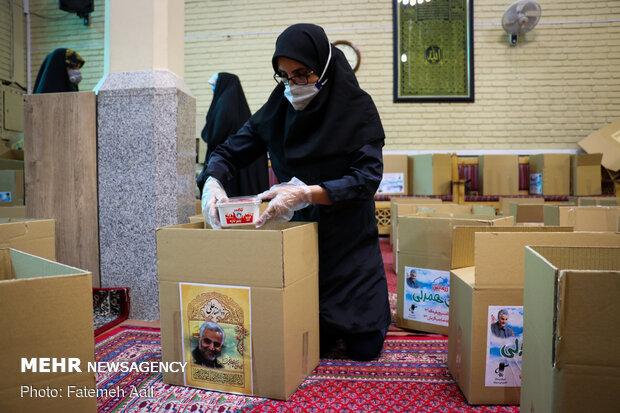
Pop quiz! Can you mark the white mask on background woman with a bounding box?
[67,68,82,85]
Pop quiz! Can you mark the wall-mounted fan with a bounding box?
[502,0,542,46]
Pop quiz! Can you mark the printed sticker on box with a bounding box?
[529,173,542,195]
[403,266,450,326]
[0,192,11,202]
[377,172,405,195]
[485,305,523,387]
[180,282,253,395]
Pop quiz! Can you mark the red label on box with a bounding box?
[225,208,254,224]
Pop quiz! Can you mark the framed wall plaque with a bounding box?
[393,0,474,102]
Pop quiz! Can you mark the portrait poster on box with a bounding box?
[179,282,252,395]
[484,305,523,387]
[403,266,450,326]
[377,172,405,195]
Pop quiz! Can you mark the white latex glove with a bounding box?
[255,177,312,227]
[201,177,228,229]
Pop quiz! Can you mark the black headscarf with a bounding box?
[33,48,85,94]
[197,72,269,197]
[201,73,252,161]
[249,23,384,162]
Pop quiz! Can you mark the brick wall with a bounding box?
[25,0,620,152]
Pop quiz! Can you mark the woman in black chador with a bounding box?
[199,23,391,361]
[196,72,269,197]
[33,48,85,94]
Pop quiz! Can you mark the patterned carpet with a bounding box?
[95,327,518,412]
[94,237,520,412]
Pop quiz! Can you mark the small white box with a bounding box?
[216,197,261,227]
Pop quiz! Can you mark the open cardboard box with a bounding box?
[498,197,544,217]
[0,218,55,260]
[528,154,571,196]
[571,154,602,196]
[377,154,409,196]
[0,206,27,218]
[521,245,620,413]
[0,248,95,413]
[578,119,620,173]
[391,203,471,264]
[543,205,620,231]
[156,221,319,400]
[389,197,443,245]
[478,155,519,196]
[407,153,452,195]
[395,214,513,334]
[448,231,620,405]
[509,203,545,226]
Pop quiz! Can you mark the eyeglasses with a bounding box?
[273,71,315,85]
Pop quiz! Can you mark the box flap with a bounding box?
[156,222,318,288]
[451,226,572,270]
[578,120,620,171]
[573,153,603,166]
[499,197,544,217]
[0,248,87,279]
[551,365,620,413]
[0,206,26,218]
[522,246,561,413]
[0,219,56,261]
[475,232,620,289]
[391,202,466,245]
[515,204,544,223]
[556,269,620,369]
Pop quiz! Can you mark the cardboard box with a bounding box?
[377,154,409,196]
[391,201,462,247]
[449,267,523,405]
[407,154,452,195]
[543,205,620,231]
[509,203,545,226]
[395,215,513,334]
[0,158,24,206]
[528,154,571,196]
[571,153,602,196]
[156,222,319,400]
[567,196,620,206]
[498,197,544,217]
[578,119,620,172]
[521,246,620,413]
[472,204,496,216]
[450,225,573,270]
[0,248,96,413]
[478,155,519,196]
[0,219,55,260]
[0,206,27,218]
[389,197,442,245]
[448,232,620,406]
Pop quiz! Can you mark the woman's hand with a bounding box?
[201,177,228,229]
[255,177,312,227]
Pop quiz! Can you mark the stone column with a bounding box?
[97,0,195,320]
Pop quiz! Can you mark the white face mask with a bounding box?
[284,82,321,111]
[68,68,82,85]
[283,39,332,111]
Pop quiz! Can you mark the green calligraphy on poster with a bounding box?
[393,0,474,102]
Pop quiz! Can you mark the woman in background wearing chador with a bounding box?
[199,24,391,361]
[196,72,269,197]
[33,48,85,94]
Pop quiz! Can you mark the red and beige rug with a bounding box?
[95,326,518,412]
